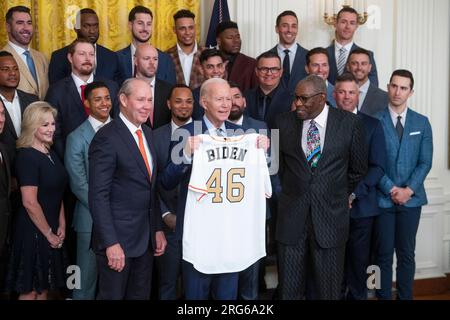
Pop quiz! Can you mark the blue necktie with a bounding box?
[283,49,290,82]
[23,50,38,86]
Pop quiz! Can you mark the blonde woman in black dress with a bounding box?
[6,102,68,300]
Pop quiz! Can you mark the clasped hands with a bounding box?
[390,186,414,205]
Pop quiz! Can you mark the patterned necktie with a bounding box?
[283,49,291,82]
[136,129,152,179]
[337,47,347,75]
[216,128,224,137]
[306,120,321,168]
[80,84,90,115]
[396,115,404,140]
[23,50,38,86]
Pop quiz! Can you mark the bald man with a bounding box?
[134,44,173,129]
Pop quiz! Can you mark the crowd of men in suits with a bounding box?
[0,4,433,300]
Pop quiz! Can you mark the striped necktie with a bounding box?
[337,47,347,75]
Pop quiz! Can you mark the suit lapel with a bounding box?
[142,125,157,183]
[6,44,38,92]
[2,101,18,140]
[116,118,152,182]
[317,108,338,169]
[80,120,96,144]
[67,78,85,119]
[289,44,302,86]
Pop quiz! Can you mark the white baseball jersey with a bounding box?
[183,133,272,274]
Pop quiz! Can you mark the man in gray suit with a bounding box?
[347,48,388,116]
[65,81,113,299]
[274,75,367,299]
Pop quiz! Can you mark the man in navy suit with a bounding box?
[48,8,121,85]
[327,7,378,86]
[89,78,167,300]
[347,48,388,116]
[269,10,308,94]
[161,78,268,300]
[116,6,176,85]
[154,84,193,299]
[333,73,386,300]
[244,51,293,129]
[45,39,119,160]
[375,70,433,300]
[134,44,172,130]
[64,81,112,300]
[305,47,336,108]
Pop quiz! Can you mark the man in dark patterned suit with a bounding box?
[274,75,367,299]
[165,10,204,90]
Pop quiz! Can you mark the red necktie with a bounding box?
[80,84,89,115]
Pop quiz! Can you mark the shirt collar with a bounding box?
[88,115,111,132]
[359,79,370,94]
[304,104,329,129]
[277,43,298,56]
[176,42,198,56]
[8,41,29,55]
[119,112,142,133]
[335,40,354,52]
[203,115,227,134]
[171,118,192,134]
[0,90,19,103]
[71,72,94,88]
[388,104,408,119]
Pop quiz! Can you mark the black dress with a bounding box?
[6,147,68,294]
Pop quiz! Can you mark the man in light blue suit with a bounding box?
[305,47,336,108]
[116,6,176,85]
[65,81,113,299]
[375,70,433,300]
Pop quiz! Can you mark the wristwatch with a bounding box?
[349,192,356,201]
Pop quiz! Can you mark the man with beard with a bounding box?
[48,8,121,85]
[216,21,258,92]
[153,84,193,299]
[269,10,308,94]
[2,6,49,100]
[117,6,176,85]
[134,44,173,130]
[227,82,268,300]
[45,39,119,159]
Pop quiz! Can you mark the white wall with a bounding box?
[201,0,450,279]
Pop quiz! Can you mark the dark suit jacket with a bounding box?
[45,76,119,159]
[227,53,259,92]
[0,142,11,251]
[191,87,203,120]
[244,84,293,129]
[88,117,162,257]
[269,44,309,94]
[0,90,38,164]
[360,83,388,117]
[351,112,386,218]
[149,79,172,130]
[327,42,378,86]
[48,44,122,85]
[160,120,242,240]
[274,108,367,248]
[116,45,176,85]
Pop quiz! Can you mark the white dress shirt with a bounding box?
[88,115,111,133]
[171,118,192,135]
[177,42,198,86]
[277,43,298,73]
[358,79,370,110]
[71,73,94,99]
[8,41,29,66]
[0,91,22,136]
[119,112,153,173]
[301,104,329,156]
[334,41,354,67]
[388,105,408,128]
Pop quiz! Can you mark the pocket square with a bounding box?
[410,131,421,136]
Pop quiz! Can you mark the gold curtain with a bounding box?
[0,0,200,59]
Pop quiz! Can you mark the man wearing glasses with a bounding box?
[273,75,367,299]
[244,51,293,129]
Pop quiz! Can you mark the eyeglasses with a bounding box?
[257,67,281,74]
[294,92,324,105]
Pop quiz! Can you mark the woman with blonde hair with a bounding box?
[6,102,68,300]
